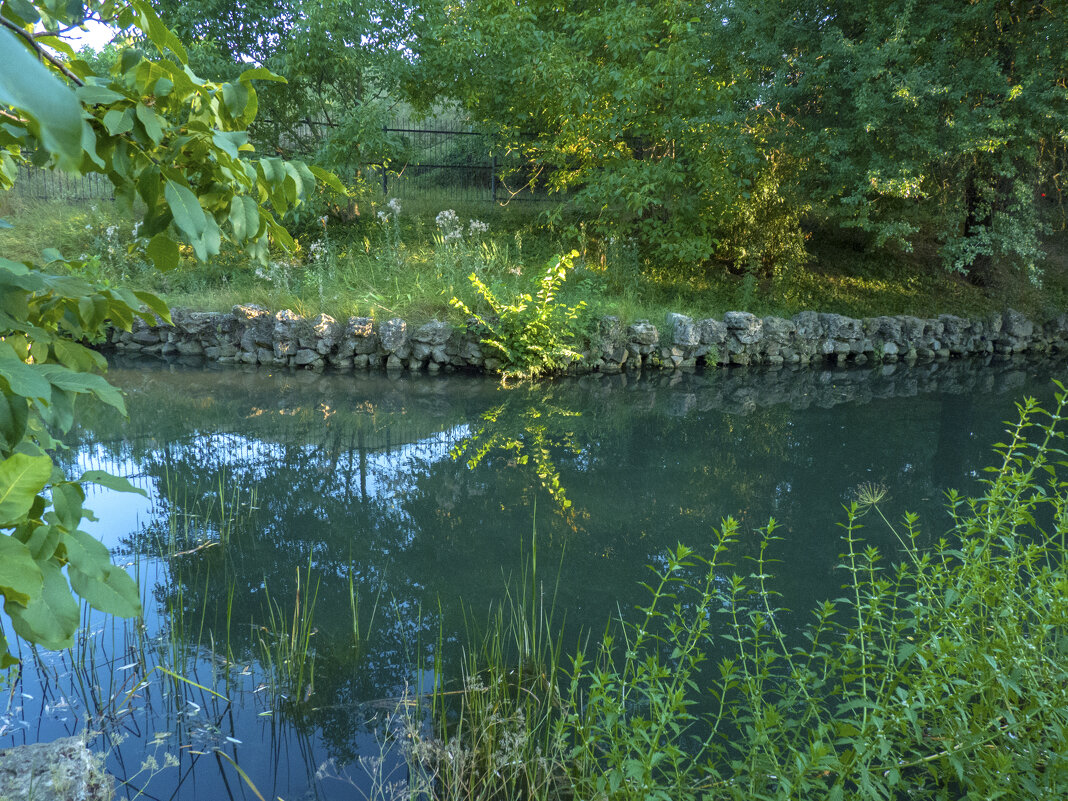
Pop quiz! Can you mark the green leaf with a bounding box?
[131,290,171,324]
[146,232,180,272]
[34,364,126,415]
[0,629,19,669]
[0,348,51,400]
[41,386,74,433]
[78,470,147,498]
[0,0,40,27]
[68,564,141,618]
[229,195,260,241]
[8,560,78,650]
[102,107,135,136]
[309,165,347,196]
[50,482,84,531]
[164,178,210,259]
[21,520,59,562]
[135,102,164,145]
[76,85,125,105]
[52,339,106,373]
[237,67,286,83]
[0,452,52,525]
[0,29,83,169]
[0,391,28,452]
[60,529,111,580]
[0,534,43,606]
[220,82,249,117]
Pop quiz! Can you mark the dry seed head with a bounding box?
[854,481,888,508]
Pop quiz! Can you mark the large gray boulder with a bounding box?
[1002,308,1034,340]
[412,320,453,346]
[761,316,795,344]
[665,313,700,349]
[724,311,763,344]
[0,737,113,801]
[627,321,659,347]
[379,318,409,354]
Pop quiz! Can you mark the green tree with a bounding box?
[154,0,414,172]
[411,0,781,267]
[0,0,339,661]
[733,0,1068,283]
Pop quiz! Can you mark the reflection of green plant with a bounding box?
[451,390,581,517]
[452,251,587,381]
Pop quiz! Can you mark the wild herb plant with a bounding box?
[451,251,587,382]
[411,387,1068,800]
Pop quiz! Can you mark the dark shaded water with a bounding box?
[2,355,1065,799]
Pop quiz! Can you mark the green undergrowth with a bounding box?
[3,195,1067,328]
[407,388,1068,800]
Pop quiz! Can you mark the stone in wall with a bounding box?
[663,313,699,368]
[379,318,409,359]
[596,316,628,371]
[696,318,727,364]
[626,321,659,368]
[999,308,1034,353]
[0,737,113,801]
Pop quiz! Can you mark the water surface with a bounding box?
[3,355,1065,799]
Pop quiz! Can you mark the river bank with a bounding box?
[107,304,1068,376]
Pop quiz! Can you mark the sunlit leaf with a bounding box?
[0,452,52,524]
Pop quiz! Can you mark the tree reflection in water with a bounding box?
[37,354,1064,796]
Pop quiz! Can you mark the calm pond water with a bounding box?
[2,354,1065,799]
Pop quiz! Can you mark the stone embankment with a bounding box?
[108,305,1068,374]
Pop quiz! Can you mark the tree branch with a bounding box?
[0,17,85,87]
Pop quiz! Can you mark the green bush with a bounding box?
[451,251,587,382]
[412,386,1068,800]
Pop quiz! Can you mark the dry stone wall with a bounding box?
[107,305,1068,375]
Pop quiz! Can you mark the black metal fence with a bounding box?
[283,116,558,204]
[9,165,114,201]
[6,119,558,206]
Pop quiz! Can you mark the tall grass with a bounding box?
[406,385,1068,800]
[7,191,1052,325]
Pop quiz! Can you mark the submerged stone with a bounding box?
[0,737,113,801]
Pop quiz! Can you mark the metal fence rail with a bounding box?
[4,119,559,206]
[376,119,557,203]
[9,165,114,201]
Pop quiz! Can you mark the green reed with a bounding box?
[406,385,1068,801]
[257,555,320,706]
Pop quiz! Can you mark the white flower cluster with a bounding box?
[435,208,462,242]
[435,210,490,244]
[377,197,402,225]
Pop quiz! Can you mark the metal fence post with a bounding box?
[381,125,388,196]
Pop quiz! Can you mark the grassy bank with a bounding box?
[4,194,1067,328]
